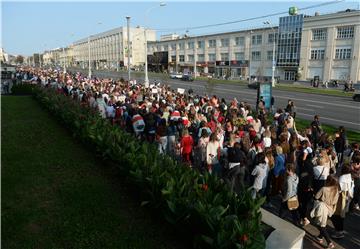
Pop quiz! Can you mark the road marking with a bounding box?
[305,104,324,109]
[298,107,316,112]
[298,112,360,127]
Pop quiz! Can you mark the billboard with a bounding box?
[258,82,272,109]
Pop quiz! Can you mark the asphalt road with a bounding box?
[69,68,360,131]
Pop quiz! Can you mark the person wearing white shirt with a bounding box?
[251,152,269,199]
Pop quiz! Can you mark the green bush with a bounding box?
[33,87,266,249]
[11,83,37,95]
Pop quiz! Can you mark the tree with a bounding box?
[15,55,24,64]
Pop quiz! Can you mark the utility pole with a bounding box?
[88,36,91,79]
[126,16,131,82]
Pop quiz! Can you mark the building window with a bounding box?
[267,50,276,60]
[187,54,194,62]
[171,44,176,50]
[251,35,262,45]
[208,39,216,48]
[171,55,176,62]
[335,48,351,59]
[310,49,325,60]
[197,40,204,48]
[235,37,245,46]
[178,43,184,50]
[221,38,229,47]
[220,53,229,61]
[197,54,204,62]
[251,51,261,61]
[208,53,216,61]
[179,55,185,62]
[235,52,244,60]
[312,29,327,40]
[268,33,278,43]
[337,26,354,39]
[187,42,194,49]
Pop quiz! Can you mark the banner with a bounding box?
[177,88,185,94]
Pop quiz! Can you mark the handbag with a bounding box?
[287,195,299,210]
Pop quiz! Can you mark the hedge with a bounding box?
[11,83,37,95]
[33,87,266,249]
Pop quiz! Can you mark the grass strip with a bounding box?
[1,96,185,249]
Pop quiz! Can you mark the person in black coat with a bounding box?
[334,126,347,166]
[297,140,314,226]
[226,141,246,193]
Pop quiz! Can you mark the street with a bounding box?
[70,68,360,131]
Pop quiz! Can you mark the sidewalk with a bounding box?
[264,195,360,249]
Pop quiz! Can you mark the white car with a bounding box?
[170,72,183,79]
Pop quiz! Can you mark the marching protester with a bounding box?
[17,67,360,246]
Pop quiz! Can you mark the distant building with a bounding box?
[148,27,277,79]
[160,34,180,41]
[299,9,360,82]
[0,48,9,63]
[147,9,360,83]
[71,26,156,70]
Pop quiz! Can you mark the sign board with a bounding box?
[289,6,298,15]
[151,88,158,94]
[258,82,272,109]
[177,88,185,94]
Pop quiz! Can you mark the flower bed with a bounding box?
[33,87,266,249]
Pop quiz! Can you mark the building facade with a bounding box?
[277,14,304,81]
[72,26,156,70]
[147,9,360,83]
[299,9,360,83]
[148,27,278,80]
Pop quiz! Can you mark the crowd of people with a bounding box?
[17,67,360,249]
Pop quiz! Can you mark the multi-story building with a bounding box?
[276,14,304,81]
[160,34,180,41]
[299,9,360,83]
[148,27,278,80]
[72,26,156,70]
[0,48,9,63]
[147,9,360,83]
[43,48,63,66]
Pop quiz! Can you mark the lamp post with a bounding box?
[126,16,131,82]
[264,21,276,87]
[248,30,253,84]
[144,2,166,88]
[63,47,67,74]
[88,22,102,79]
[88,36,91,78]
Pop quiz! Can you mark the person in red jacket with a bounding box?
[180,129,194,166]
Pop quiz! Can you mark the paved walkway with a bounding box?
[264,196,360,249]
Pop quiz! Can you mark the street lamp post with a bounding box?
[87,22,102,79]
[144,2,166,88]
[126,16,131,82]
[248,30,253,84]
[264,21,276,87]
[63,47,66,74]
[88,36,91,78]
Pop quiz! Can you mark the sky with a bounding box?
[1,0,359,56]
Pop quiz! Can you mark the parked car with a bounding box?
[170,72,183,79]
[353,93,360,102]
[247,82,259,89]
[181,74,194,81]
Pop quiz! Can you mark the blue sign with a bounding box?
[259,82,272,109]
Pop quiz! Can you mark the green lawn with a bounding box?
[1,96,186,249]
[295,118,360,143]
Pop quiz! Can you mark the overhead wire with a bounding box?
[154,0,344,32]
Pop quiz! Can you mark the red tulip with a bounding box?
[202,184,208,191]
[239,234,248,243]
